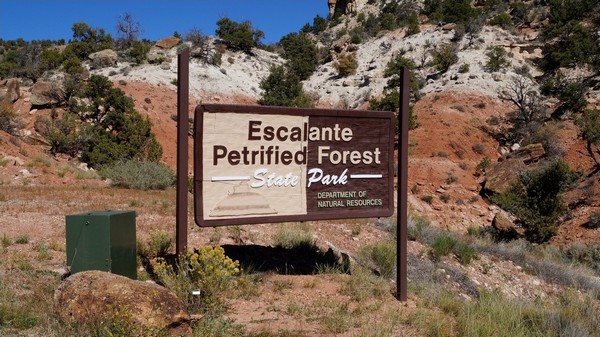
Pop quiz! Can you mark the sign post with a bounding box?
[176,48,189,255]
[397,67,409,302]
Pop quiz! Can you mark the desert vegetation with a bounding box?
[1,0,600,335]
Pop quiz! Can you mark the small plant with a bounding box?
[35,242,52,261]
[148,230,172,257]
[273,224,315,250]
[333,52,358,77]
[476,156,491,171]
[445,173,458,184]
[152,246,240,313]
[15,234,29,244]
[100,160,175,190]
[431,234,457,259]
[408,212,430,241]
[472,143,485,154]
[1,234,11,248]
[485,46,510,72]
[458,63,470,73]
[585,212,600,229]
[440,193,451,203]
[359,242,396,278]
[455,244,477,265]
[421,195,434,204]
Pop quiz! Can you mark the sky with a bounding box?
[0,0,329,44]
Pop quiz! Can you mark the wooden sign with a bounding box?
[194,104,395,227]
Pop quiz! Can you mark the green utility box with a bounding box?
[66,211,136,279]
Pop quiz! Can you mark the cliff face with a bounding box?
[328,0,357,17]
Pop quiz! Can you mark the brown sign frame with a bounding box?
[194,104,395,227]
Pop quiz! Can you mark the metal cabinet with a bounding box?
[66,210,136,279]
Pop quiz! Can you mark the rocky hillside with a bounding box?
[2,0,599,246]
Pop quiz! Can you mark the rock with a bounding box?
[19,169,31,177]
[2,155,24,166]
[88,49,118,68]
[484,143,545,194]
[0,78,20,103]
[442,23,456,31]
[54,271,191,337]
[30,81,64,107]
[28,108,38,115]
[155,36,181,49]
[148,46,172,64]
[510,143,521,151]
[492,212,523,240]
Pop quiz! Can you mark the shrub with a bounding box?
[35,112,82,157]
[430,43,458,73]
[258,65,313,108]
[383,54,421,97]
[458,63,470,73]
[586,212,600,229]
[279,32,318,80]
[152,246,240,313]
[408,212,430,241]
[99,159,175,190]
[492,160,578,243]
[78,75,163,168]
[273,224,315,251]
[148,229,172,257]
[579,109,600,167]
[0,101,23,136]
[431,234,457,258]
[421,195,434,204]
[129,40,150,65]
[485,46,510,72]
[215,17,263,53]
[489,12,513,29]
[455,244,477,265]
[472,143,485,154]
[333,52,358,77]
[359,242,396,278]
[15,234,29,244]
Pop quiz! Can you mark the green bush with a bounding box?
[423,0,478,24]
[77,75,162,168]
[35,112,83,157]
[130,40,150,65]
[489,12,513,29]
[430,43,458,73]
[492,160,578,243]
[359,242,396,278]
[431,234,456,259]
[258,65,314,108]
[278,32,318,80]
[148,229,172,257]
[100,159,175,190]
[215,17,263,53]
[455,244,477,265]
[273,224,315,251]
[485,46,510,72]
[541,21,598,71]
[383,54,421,98]
[579,109,600,166]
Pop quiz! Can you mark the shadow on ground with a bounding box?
[222,244,347,275]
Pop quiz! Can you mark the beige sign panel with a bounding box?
[194,104,394,227]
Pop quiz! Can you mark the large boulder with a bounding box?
[0,78,20,103]
[89,49,118,68]
[483,143,545,195]
[491,211,523,240]
[54,271,191,336]
[30,81,64,107]
[155,36,181,49]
